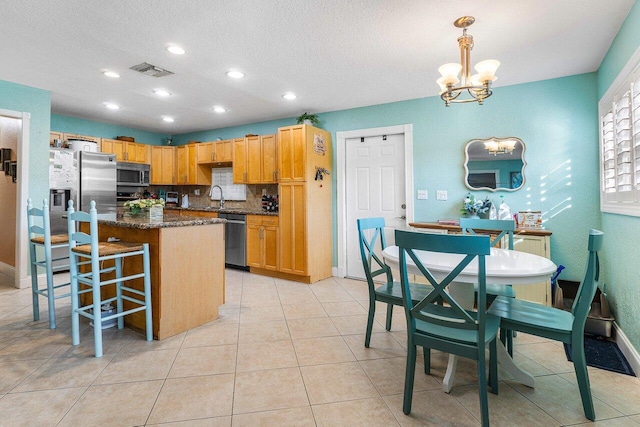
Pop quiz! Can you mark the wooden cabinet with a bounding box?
[511,234,552,306]
[232,138,246,183]
[233,135,277,183]
[247,215,279,271]
[277,125,333,282]
[101,138,150,163]
[197,140,233,164]
[278,125,307,182]
[177,144,211,185]
[150,146,176,185]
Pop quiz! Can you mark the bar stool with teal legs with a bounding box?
[27,198,71,329]
[67,200,153,357]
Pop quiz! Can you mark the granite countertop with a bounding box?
[96,212,226,229]
[166,206,278,216]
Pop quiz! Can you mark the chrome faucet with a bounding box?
[209,185,225,209]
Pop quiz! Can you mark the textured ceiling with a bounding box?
[0,0,633,134]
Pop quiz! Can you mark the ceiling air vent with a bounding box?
[129,62,174,77]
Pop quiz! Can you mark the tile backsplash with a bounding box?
[151,184,279,211]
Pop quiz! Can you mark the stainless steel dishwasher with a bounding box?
[218,213,247,268]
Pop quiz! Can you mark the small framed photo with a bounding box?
[10,161,17,182]
[3,160,10,175]
[0,148,11,171]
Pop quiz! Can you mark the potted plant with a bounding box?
[296,112,320,127]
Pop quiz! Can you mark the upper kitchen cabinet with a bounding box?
[278,125,330,182]
[232,138,246,183]
[233,134,277,184]
[101,138,150,164]
[198,140,233,165]
[150,146,176,185]
[177,144,211,185]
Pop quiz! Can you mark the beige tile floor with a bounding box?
[0,269,639,426]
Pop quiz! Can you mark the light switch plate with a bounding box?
[436,190,448,201]
[417,190,428,200]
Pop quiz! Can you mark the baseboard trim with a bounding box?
[0,261,15,276]
[613,322,640,375]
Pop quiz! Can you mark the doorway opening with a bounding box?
[0,108,30,288]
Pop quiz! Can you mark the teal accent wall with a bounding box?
[51,114,169,146]
[172,73,599,293]
[597,0,640,353]
[0,79,51,204]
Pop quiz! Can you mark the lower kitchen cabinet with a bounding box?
[247,215,279,271]
[511,233,552,306]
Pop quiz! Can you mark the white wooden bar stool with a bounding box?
[27,198,71,329]
[67,200,152,357]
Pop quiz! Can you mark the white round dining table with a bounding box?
[382,245,557,392]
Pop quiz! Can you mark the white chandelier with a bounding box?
[484,138,516,156]
[437,16,500,106]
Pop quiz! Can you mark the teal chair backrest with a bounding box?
[460,218,515,250]
[395,230,491,338]
[67,200,98,254]
[27,198,51,242]
[572,229,603,333]
[357,218,393,290]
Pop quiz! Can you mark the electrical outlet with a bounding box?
[262,188,267,196]
[417,190,428,200]
[436,190,448,201]
[194,189,200,196]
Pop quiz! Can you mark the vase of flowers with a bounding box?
[123,198,165,216]
[461,193,491,218]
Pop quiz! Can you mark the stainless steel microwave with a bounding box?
[116,162,150,187]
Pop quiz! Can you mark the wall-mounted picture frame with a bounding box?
[0,148,11,171]
[3,160,10,175]
[10,161,17,183]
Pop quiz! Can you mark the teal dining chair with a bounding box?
[356,218,431,348]
[488,229,603,421]
[460,217,517,354]
[27,198,71,329]
[395,230,499,427]
[67,200,153,357]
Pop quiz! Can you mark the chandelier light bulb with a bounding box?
[474,59,500,81]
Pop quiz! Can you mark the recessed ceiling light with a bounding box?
[226,70,245,79]
[166,44,185,55]
[162,117,174,123]
[103,71,120,78]
[104,102,120,110]
[283,93,297,100]
[213,106,226,113]
[154,89,171,97]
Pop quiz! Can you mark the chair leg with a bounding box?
[500,328,514,357]
[572,337,595,421]
[477,347,490,427]
[69,256,80,347]
[91,260,103,358]
[489,338,498,395]
[403,342,417,415]
[115,258,124,330]
[142,244,153,342]
[423,347,430,374]
[30,244,40,322]
[365,298,376,348]
[385,303,393,331]
[44,249,56,329]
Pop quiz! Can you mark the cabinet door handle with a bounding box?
[212,152,216,161]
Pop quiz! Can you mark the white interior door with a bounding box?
[345,133,405,279]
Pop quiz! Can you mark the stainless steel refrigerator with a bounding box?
[49,148,117,234]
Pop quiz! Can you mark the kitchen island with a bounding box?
[85,212,226,339]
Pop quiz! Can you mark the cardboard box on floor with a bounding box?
[554,280,615,337]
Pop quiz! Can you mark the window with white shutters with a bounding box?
[599,51,640,216]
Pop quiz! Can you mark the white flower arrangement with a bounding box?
[124,198,165,214]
